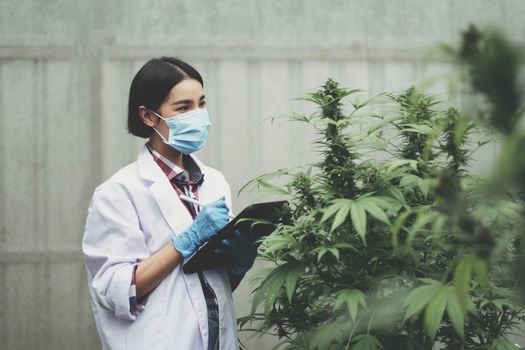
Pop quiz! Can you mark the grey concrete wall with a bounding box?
[1,0,524,349]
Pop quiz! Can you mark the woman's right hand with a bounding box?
[171,196,230,258]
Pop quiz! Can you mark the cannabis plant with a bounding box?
[455,25,525,303]
[239,78,524,349]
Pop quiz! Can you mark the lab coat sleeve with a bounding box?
[82,184,150,321]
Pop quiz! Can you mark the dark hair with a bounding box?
[127,57,204,138]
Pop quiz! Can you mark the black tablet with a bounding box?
[182,200,289,273]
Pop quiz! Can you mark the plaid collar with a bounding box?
[146,144,204,186]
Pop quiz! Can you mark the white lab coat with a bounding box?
[82,144,239,350]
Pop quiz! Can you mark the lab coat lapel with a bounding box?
[182,154,218,347]
[137,145,194,234]
[137,145,210,347]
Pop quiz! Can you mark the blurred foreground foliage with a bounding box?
[239,26,525,350]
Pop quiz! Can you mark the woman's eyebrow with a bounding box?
[171,95,206,106]
[171,99,192,106]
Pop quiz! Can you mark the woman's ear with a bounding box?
[138,106,158,127]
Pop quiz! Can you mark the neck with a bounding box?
[148,136,185,170]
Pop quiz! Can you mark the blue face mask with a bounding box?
[151,108,212,154]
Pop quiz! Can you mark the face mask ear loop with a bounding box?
[148,108,169,144]
[152,125,169,144]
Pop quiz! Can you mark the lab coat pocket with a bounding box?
[124,279,168,349]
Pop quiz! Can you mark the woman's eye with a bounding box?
[178,106,189,112]
[200,101,207,107]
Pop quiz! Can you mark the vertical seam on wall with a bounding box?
[89,58,103,186]
[0,61,4,244]
[30,53,38,338]
[76,261,86,348]
[0,263,3,349]
[253,61,261,181]
[0,58,5,350]
[288,60,302,167]
[211,59,222,167]
[33,59,42,246]
[247,60,258,191]
[33,59,46,346]
[40,58,51,349]
[125,60,136,160]
[40,60,50,250]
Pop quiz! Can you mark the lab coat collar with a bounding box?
[137,143,207,184]
[136,143,213,233]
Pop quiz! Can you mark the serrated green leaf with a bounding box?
[328,247,340,261]
[316,248,328,263]
[399,174,420,188]
[489,338,521,350]
[453,256,473,308]
[446,286,465,340]
[286,267,300,303]
[351,202,367,242]
[465,298,478,317]
[417,278,442,285]
[352,334,383,350]
[332,242,359,252]
[387,186,406,205]
[454,117,472,146]
[309,319,350,350]
[392,210,411,250]
[286,112,310,123]
[263,236,297,255]
[331,202,352,232]
[321,200,346,223]
[238,169,289,195]
[334,290,349,310]
[431,215,447,236]
[346,289,367,322]
[472,258,489,291]
[256,179,290,195]
[406,211,434,247]
[362,200,390,224]
[404,124,434,134]
[386,159,418,174]
[417,178,431,198]
[346,295,358,322]
[491,298,514,311]
[316,244,356,262]
[365,196,392,208]
[424,285,448,339]
[263,274,287,316]
[251,263,302,316]
[333,289,367,323]
[403,281,442,321]
[366,115,403,135]
[365,132,389,151]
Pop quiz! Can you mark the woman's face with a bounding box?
[153,78,207,138]
[139,78,207,141]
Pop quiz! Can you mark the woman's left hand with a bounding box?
[214,227,259,276]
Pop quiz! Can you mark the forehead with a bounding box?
[166,78,204,101]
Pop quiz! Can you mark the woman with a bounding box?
[82,57,257,350]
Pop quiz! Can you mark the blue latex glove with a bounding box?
[172,196,230,258]
[214,227,259,276]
